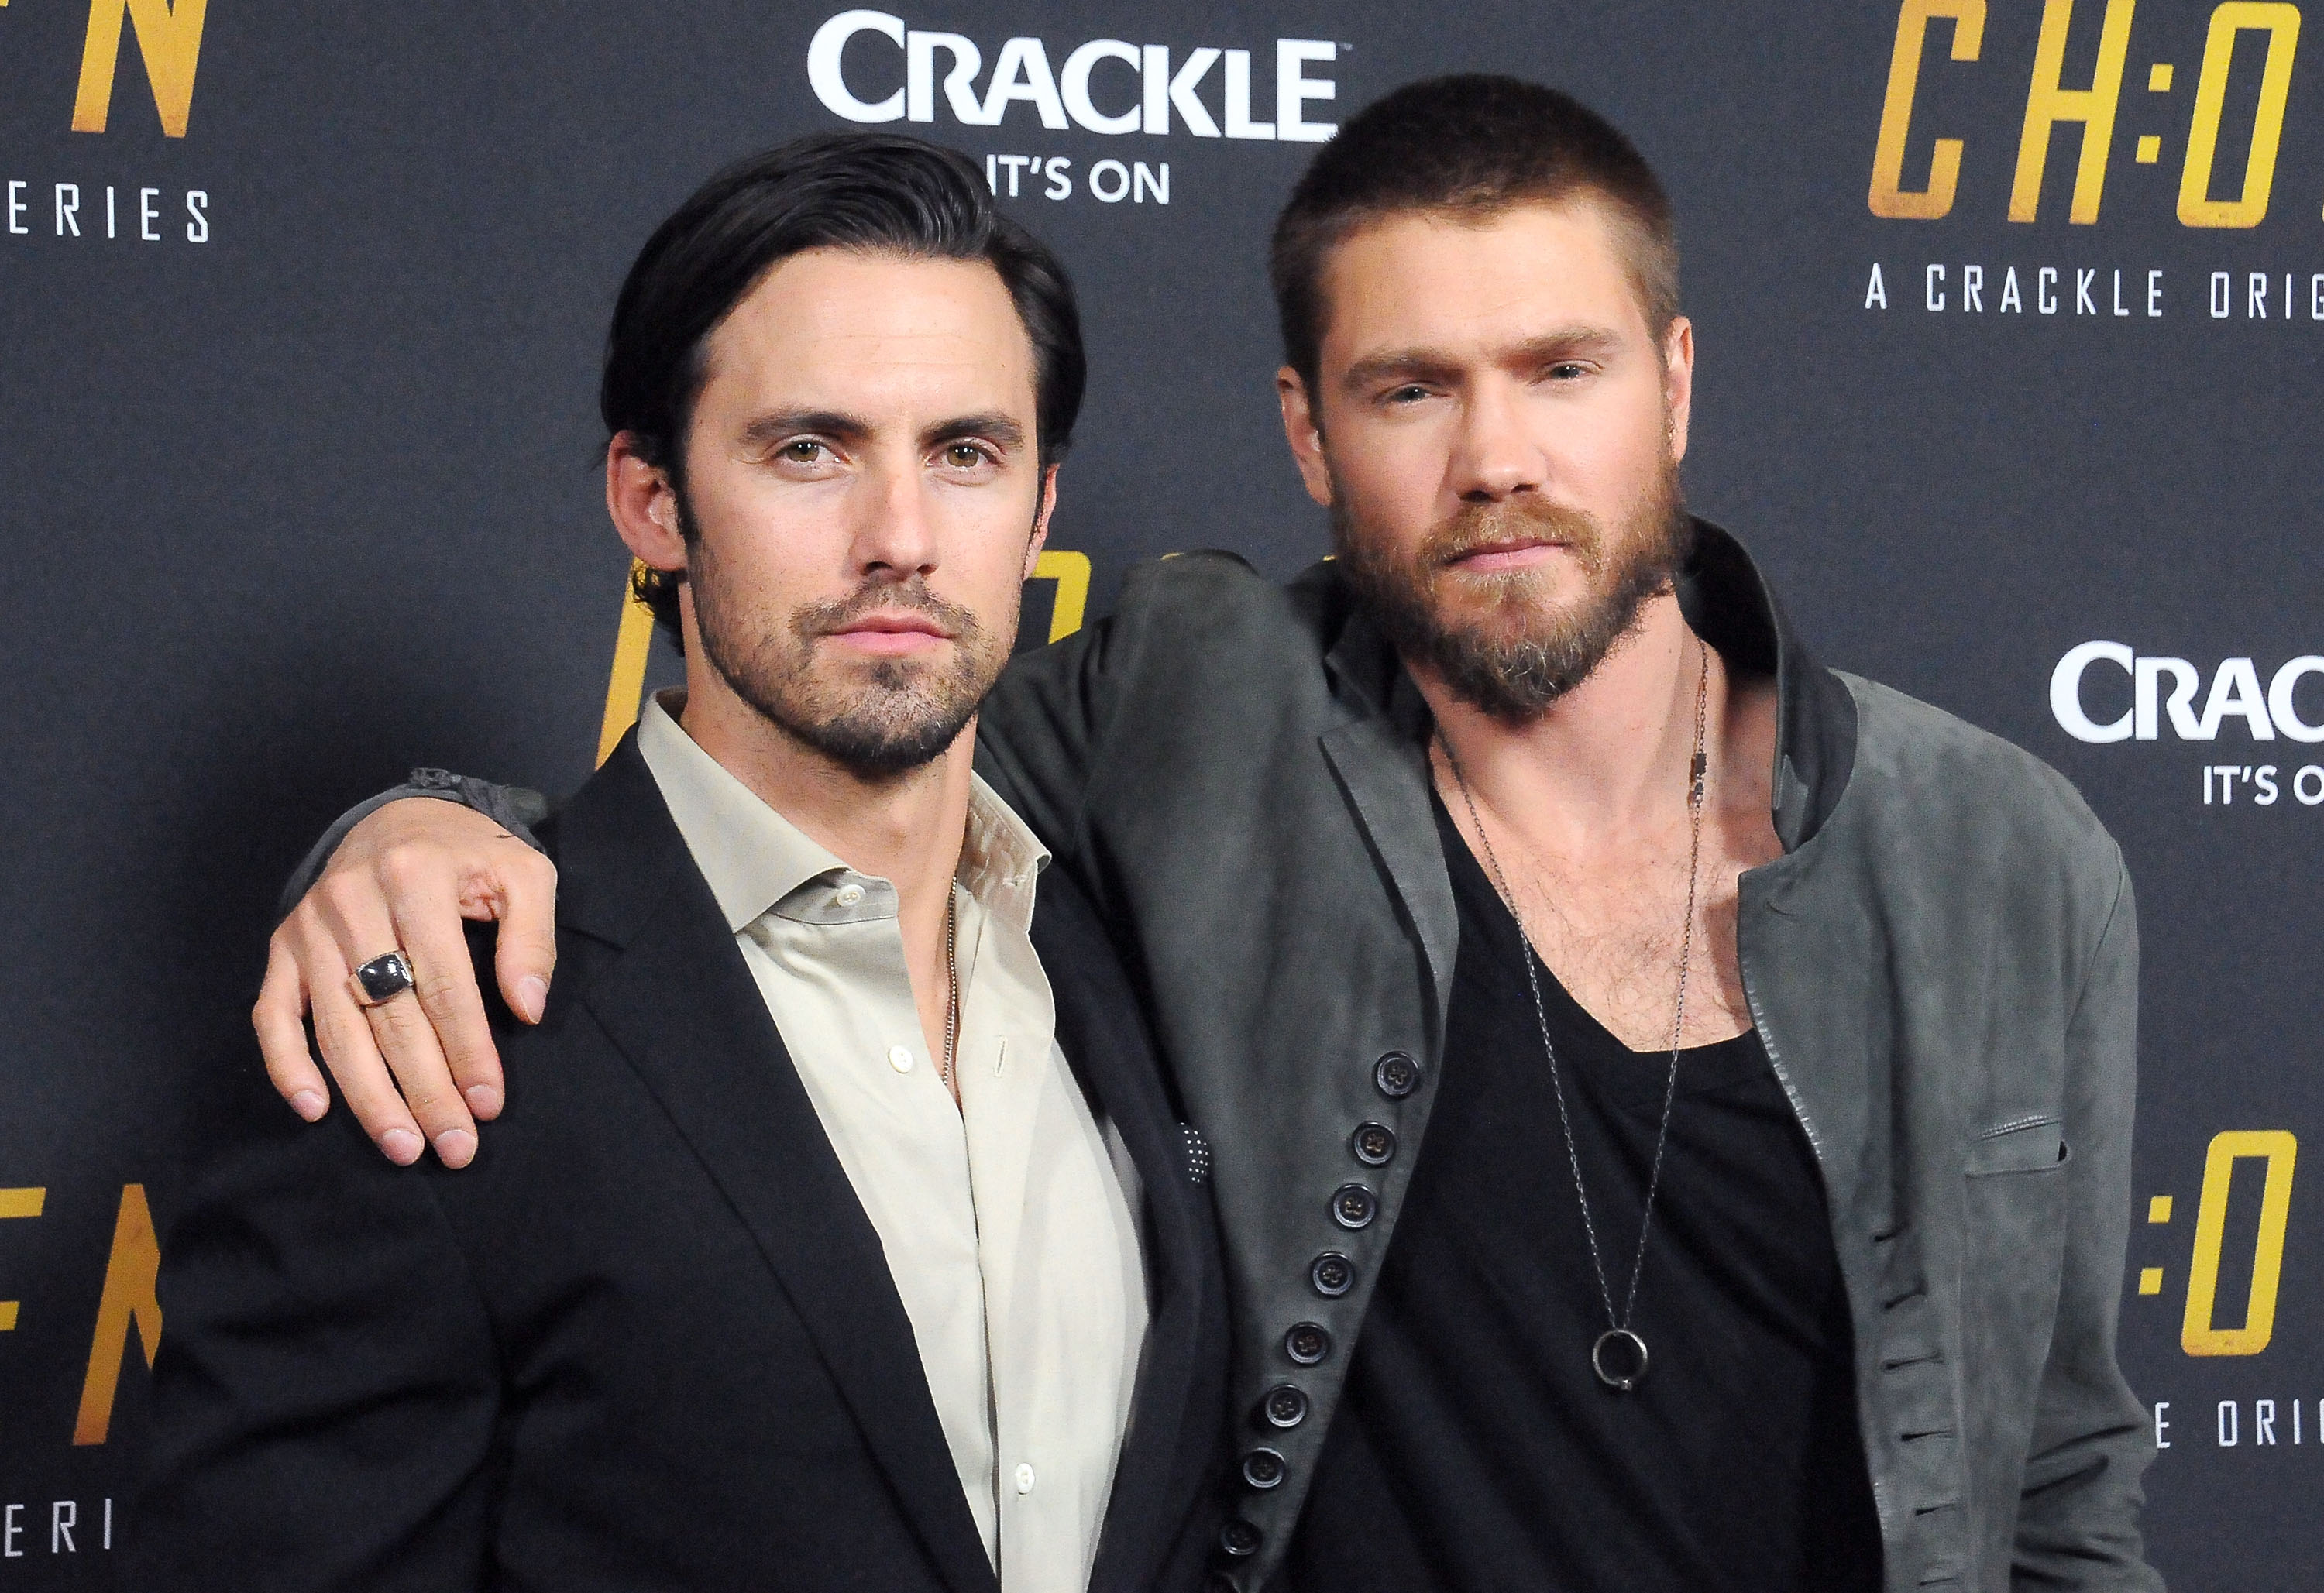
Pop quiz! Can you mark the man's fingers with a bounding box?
[359,988,479,1169]
[253,934,330,1123]
[390,872,507,1123]
[487,846,559,1028]
[307,979,428,1166]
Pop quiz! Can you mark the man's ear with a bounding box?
[607,432,687,571]
[1022,465,1059,580]
[1661,317,1696,466]
[1277,367,1335,509]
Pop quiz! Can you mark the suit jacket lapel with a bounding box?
[555,742,997,1593]
[1032,870,1222,1591]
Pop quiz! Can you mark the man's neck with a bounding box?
[1415,592,1726,849]
[673,677,972,915]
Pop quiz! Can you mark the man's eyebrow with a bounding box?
[737,409,872,450]
[1339,326,1628,392]
[922,412,1027,451]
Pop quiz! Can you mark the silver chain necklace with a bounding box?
[1437,639,1710,1392]
[940,888,960,1089]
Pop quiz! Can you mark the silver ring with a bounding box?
[349,951,416,1007]
[1591,1328,1649,1392]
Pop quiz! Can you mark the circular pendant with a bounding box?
[1592,1328,1650,1392]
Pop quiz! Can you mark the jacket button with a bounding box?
[1219,1519,1263,1557]
[1310,1251,1356,1297]
[1329,1183,1378,1230]
[1349,1121,1397,1166]
[1262,1384,1309,1428]
[1241,1447,1287,1489]
[1373,1051,1421,1100]
[1284,1322,1332,1365]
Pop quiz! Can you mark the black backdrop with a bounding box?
[2,2,2318,1584]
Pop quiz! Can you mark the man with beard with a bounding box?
[135,136,1231,1592]
[258,81,2160,1591]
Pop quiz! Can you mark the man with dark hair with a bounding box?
[137,133,1229,1592]
[263,79,2160,1592]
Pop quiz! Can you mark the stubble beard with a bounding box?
[688,516,1017,781]
[1331,457,1691,724]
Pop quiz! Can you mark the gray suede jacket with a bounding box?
[339,520,2161,1592]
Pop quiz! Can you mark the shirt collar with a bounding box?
[636,691,1050,934]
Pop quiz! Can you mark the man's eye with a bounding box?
[1545,363,1590,381]
[1386,385,1432,404]
[944,443,991,468]
[781,439,827,463]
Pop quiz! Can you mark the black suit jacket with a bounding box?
[132,737,1231,1591]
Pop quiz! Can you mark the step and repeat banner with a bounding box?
[1,1,2316,1585]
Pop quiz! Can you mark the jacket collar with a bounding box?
[1315,515,1858,853]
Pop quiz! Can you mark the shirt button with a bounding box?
[1015,1462,1036,1495]
[888,1045,915,1073]
[835,884,865,907]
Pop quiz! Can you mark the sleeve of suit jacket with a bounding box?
[2011,857,2163,1591]
[129,1073,505,1591]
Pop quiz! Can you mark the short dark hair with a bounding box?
[603,132,1085,641]
[1269,76,1679,401]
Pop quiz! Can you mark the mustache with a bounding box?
[793,578,982,644]
[1419,496,1604,572]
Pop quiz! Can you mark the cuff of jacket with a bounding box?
[276,769,551,924]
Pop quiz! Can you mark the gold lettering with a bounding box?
[1031,549,1092,643]
[71,0,209,139]
[597,566,658,767]
[2009,0,2137,223]
[1869,0,1988,219]
[0,1189,45,1333]
[2178,2,2301,228]
[2181,1130,2296,1356]
[73,1185,162,1444]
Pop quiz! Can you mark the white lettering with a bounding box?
[2219,1399,2239,1446]
[2268,657,2324,741]
[1222,49,1273,138]
[2136,657,2201,740]
[2113,268,2130,316]
[2149,268,2164,316]
[1090,158,1129,201]
[2051,641,2133,743]
[50,1502,73,1555]
[55,184,80,238]
[2256,764,2279,805]
[809,9,906,122]
[2039,266,2058,314]
[981,39,1068,129]
[907,33,982,124]
[1963,263,1983,311]
[2212,270,2232,318]
[2250,271,2269,318]
[2297,765,2324,805]
[1042,155,1072,200]
[1275,40,1336,142]
[2155,1400,2171,1449]
[2200,658,2275,740]
[2000,266,2023,312]
[1061,39,1140,134]
[2,1505,18,1557]
[1133,160,1169,203]
[186,191,208,244]
[1864,263,1888,310]
[5,181,24,235]
[2258,1398,2279,1442]
[2075,267,2097,314]
[139,187,161,242]
[1926,263,1946,311]
[1146,46,1220,136]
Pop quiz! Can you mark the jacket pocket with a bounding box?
[1965,1116,2068,1176]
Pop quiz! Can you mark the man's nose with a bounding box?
[851,456,940,576]
[1449,378,1545,503]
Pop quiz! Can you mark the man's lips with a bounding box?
[823,612,954,654]
[1442,537,1569,574]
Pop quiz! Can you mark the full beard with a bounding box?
[1332,460,1691,723]
[691,541,1015,780]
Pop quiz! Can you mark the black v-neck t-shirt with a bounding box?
[1281,798,1882,1592]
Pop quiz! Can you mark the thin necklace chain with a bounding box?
[940,887,960,1089]
[1438,639,1709,1337]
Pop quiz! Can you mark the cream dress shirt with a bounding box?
[636,695,1149,1592]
